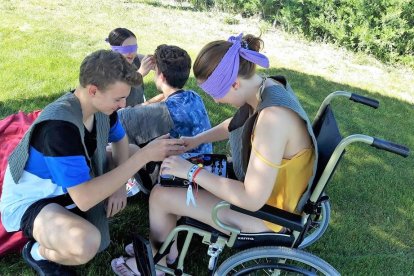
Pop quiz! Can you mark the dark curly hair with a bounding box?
[154,45,191,89]
[79,50,142,90]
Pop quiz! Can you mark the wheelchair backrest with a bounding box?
[310,104,343,192]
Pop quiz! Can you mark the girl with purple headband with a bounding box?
[112,34,317,275]
[107,28,157,107]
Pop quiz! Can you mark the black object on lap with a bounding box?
[160,154,228,187]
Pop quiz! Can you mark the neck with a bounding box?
[74,86,95,123]
[162,85,182,99]
[245,74,265,110]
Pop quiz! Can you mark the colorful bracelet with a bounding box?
[192,167,203,183]
[187,164,199,182]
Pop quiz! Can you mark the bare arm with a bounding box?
[162,107,289,211]
[105,135,130,217]
[142,93,165,105]
[111,135,129,166]
[68,135,185,211]
[196,117,232,143]
[182,118,232,151]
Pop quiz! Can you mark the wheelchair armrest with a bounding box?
[230,204,304,232]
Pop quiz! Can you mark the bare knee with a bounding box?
[67,225,101,264]
[149,185,166,208]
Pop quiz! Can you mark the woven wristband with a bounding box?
[192,167,203,183]
[187,165,199,182]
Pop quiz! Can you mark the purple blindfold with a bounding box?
[111,44,138,54]
[199,33,269,99]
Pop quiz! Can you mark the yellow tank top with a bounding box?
[251,145,315,232]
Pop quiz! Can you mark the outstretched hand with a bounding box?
[180,136,201,152]
[143,134,186,162]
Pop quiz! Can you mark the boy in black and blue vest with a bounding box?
[0,50,184,275]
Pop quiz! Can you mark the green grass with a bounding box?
[1,1,413,275]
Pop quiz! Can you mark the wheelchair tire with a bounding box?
[298,200,331,249]
[214,246,339,276]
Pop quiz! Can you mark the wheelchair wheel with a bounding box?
[298,200,331,249]
[215,246,339,276]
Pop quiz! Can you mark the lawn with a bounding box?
[0,0,413,275]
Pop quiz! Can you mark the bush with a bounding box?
[184,0,414,68]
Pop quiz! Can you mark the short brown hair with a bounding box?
[79,49,142,90]
[193,34,263,82]
[154,45,191,89]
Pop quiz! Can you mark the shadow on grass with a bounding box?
[0,68,412,275]
[0,91,68,119]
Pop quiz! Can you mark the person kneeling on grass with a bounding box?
[110,33,318,276]
[0,50,185,275]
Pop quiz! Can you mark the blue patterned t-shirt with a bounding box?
[165,90,212,153]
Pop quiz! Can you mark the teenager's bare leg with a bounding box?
[125,184,270,273]
[32,203,101,266]
[149,185,270,241]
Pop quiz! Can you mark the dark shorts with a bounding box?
[20,194,85,240]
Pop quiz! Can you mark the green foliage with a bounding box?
[223,15,240,25]
[185,0,414,68]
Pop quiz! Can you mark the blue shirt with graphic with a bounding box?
[165,90,212,154]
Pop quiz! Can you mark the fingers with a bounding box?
[106,197,127,217]
[106,201,112,218]
[154,133,170,140]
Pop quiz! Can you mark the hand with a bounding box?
[161,155,194,180]
[142,134,186,162]
[106,186,127,218]
[138,55,155,77]
[181,136,201,152]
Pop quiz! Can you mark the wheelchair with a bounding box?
[131,91,410,276]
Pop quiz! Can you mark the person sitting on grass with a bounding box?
[119,44,212,154]
[106,27,156,106]
[117,44,213,195]
[0,50,184,275]
[110,33,318,276]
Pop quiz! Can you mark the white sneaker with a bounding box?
[126,178,140,197]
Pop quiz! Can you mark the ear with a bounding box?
[232,79,241,90]
[159,72,167,82]
[88,85,98,96]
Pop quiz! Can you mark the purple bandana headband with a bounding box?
[110,44,138,54]
[199,33,270,99]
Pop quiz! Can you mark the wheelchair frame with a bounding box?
[133,91,409,276]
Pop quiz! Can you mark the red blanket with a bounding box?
[0,110,41,255]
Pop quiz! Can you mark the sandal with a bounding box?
[125,243,177,265]
[112,255,166,276]
[111,256,140,276]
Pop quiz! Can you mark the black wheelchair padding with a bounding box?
[132,235,156,276]
[160,154,228,187]
[311,104,344,191]
[178,216,295,250]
